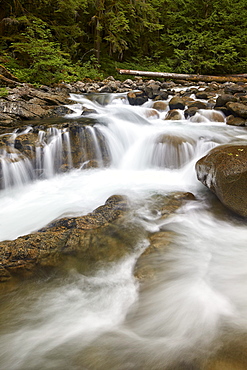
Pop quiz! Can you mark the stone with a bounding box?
[144,82,161,99]
[224,84,247,95]
[214,106,232,117]
[169,96,185,110]
[127,91,148,105]
[210,111,225,122]
[0,101,53,119]
[196,143,247,217]
[187,100,208,109]
[164,109,183,120]
[184,106,199,119]
[144,108,159,119]
[98,85,112,93]
[195,91,209,100]
[226,115,247,126]
[239,95,247,103]
[215,94,238,107]
[152,134,196,168]
[0,192,195,283]
[153,90,169,101]
[152,101,168,111]
[226,102,247,118]
[134,192,196,280]
[0,195,131,282]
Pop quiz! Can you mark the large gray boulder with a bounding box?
[196,143,247,217]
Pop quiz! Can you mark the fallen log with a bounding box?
[117,69,247,83]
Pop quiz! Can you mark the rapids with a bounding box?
[0,92,247,369]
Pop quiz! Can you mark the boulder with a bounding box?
[127,91,148,105]
[224,83,247,95]
[187,100,208,109]
[226,101,247,118]
[152,134,196,168]
[152,101,168,111]
[226,115,247,126]
[196,143,247,217]
[144,108,159,119]
[134,192,195,279]
[0,192,195,283]
[164,109,183,120]
[153,90,169,101]
[215,94,238,107]
[184,106,199,118]
[144,82,161,99]
[0,101,53,119]
[195,91,209,100]
[169,96,185,110]
[0,195,131,282]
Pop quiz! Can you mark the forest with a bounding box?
[0,0,247,85]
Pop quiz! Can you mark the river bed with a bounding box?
[0,93,247,369]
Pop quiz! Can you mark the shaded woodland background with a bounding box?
[0,0,246,85]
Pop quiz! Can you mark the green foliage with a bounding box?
[1,0,247,83]
[0,88,9,97]
[161,0,247,74]
[8,17,101,84]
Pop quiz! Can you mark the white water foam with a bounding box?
[0,93,247,369]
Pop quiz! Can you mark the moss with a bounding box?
[0,87,8,97]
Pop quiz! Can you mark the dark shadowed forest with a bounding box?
[0,0,247,84]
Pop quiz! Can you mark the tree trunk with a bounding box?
[117,69,247,83]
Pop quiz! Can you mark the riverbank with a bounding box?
[0,76,247,284]
[1,76,247,128]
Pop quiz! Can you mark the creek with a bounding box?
[0,92,247,369]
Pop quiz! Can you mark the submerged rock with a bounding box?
[134,192,196,280]
[152,134,196,169]
[164,109,183,120]
[152,101,168,111]
[196,143,247,217]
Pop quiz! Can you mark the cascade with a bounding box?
[0,91,247,370]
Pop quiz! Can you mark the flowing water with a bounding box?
[0,92,247,369]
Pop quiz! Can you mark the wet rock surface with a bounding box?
[1,75,247,283]
[0,195,131,282]
[134,192,195,280]
[0,192,195,283]
[1,78,247,126]
[196,143,247,217]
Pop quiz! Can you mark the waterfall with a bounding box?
[84,126,104,167]
[0,149,33,189]
[0,91,234,190]
[0,92,247,370]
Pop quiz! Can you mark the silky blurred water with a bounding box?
[0,93,247,369]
